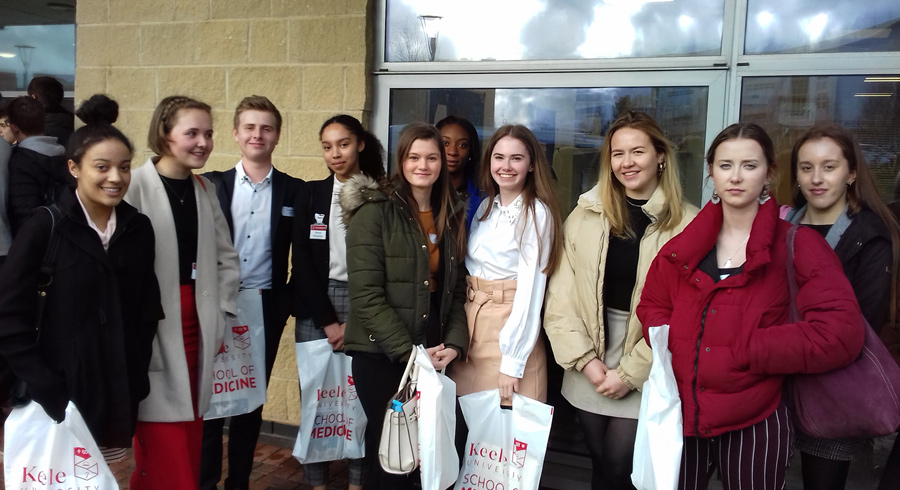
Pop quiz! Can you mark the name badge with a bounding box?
[281,206,294,217]
[191,262,197,280]
[310,224,327,240]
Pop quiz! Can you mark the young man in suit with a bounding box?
[200,96,303,490]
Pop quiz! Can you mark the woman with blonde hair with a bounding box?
[544,111,697,490]
[125,95,240,489]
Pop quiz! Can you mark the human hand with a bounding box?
[582,358,608,387]
[499,373,520,404]
[596,368,630,399]
[426,343,458,370]
[322,322,345,351]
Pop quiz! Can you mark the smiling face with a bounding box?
[321,122,363,182]
[402,138,442,195]
[233,109,279,163]
[166,108,214,172]
[709,138,771,211]
[797,137,855,220]
[490,136,532,203]
[609,127,662,200]
[441,123,471,178]
[69,139,132,211]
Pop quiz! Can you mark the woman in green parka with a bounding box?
[339,122,468,490]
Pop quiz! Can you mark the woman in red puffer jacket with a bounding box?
[637,122,864,490]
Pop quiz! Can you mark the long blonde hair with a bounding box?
[478,125,563,274]
[600,110,685,239]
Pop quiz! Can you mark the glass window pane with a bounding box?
[739,75,900,204]
[388,86,710,215]
[745,1,900,54]
[385,0,724,62]
[0,25,75,92]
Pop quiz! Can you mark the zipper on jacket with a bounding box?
[692,298,713,435]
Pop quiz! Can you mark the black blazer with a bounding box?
[0,189,162,446]
[292,174,340,327]
[204,167,303,327]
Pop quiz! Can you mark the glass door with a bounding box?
[372,71,728,217]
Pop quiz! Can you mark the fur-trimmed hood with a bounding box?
[339,174,388,226]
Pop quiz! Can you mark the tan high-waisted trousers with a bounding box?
[449,276,547,404]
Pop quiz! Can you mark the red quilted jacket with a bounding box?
[637,199,864,437]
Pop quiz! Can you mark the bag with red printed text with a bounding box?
[455,391,553,490]
[293,338,367,463]
[4,401,118,490]
[204,288,268,419]
[414,344,459,490]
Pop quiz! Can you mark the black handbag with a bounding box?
[3,205,63,410]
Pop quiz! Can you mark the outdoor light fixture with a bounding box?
[419,15,442,61]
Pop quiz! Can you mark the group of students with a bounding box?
[0,88,896,490]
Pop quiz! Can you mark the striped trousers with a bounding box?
[680,403,794,490]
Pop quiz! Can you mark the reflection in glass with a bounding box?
[0,24,75,92]
[385,0,724,62]
[745,0,900,54]
[389,86,709,214]
[740,75,900,204]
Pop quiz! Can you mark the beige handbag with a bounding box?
[378,347,420,474]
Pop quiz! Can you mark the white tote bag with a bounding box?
[455,390,554,490]
[293,338,367,463]
[414,345,459,490]
[204,288,268,420]
[4,401,118,490]
[632,325,683,490]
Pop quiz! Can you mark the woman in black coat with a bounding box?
[784,123,900,490]
[0,97,162,463]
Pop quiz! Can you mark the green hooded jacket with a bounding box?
[339,174,469,362]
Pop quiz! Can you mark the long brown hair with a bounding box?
[478,125,562,274]
[600,110,685,239]
[393,123,466,257]
[790,124,900,325]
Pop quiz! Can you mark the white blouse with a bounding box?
[466,194,552,379]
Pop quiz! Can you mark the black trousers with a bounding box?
[199,289,287,490]
[352,353,421,490]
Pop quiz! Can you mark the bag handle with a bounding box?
[396,347,417,393]
[784,225,801,324]
[35,204,63,342]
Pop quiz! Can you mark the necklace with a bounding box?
[722,234,750,268]
[161,176,189,205]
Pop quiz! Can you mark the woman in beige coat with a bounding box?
[124,96,240,490]
[543,111,697,490]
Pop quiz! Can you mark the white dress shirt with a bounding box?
[231,161,273,289]
[76,189,116,251]
[328,178,349,282]
[466,194,553,378]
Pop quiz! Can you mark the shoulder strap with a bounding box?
[785,224,801,323]
[195,174,207,191]
[35,204,63,342]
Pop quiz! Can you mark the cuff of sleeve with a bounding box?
[616,365,636,391]
[574,352,599,372]
[500,355,527,378]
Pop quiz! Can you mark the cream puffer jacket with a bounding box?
[543,185,697,390]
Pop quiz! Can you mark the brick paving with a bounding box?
[0,437,352,490]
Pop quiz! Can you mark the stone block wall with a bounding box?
[74,0,374,425]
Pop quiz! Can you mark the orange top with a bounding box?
[420,211,439,292]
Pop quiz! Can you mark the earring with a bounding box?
[711,190,720,204]
[758,184,771,204]
[658,162,665,174]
